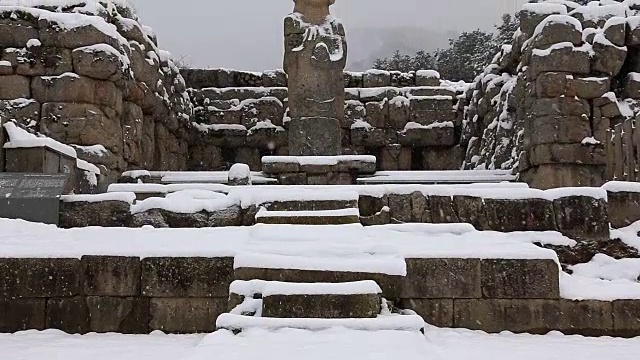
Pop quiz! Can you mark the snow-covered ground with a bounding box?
[2,326,639,360]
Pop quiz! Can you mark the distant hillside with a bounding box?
[346,26,457,71]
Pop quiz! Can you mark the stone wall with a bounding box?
[0,256,638,336]
[182,68,468,172]
[0,2,192,184]
[461,1,640,189]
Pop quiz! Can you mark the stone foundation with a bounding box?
[0,256,637,336]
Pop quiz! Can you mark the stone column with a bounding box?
[284,0,347,156]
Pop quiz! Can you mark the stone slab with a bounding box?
[0,258,80,298]
[86,296,150,334]
[141,257,234,298]
[149,297,227,333]
[46,297,90,334]
[234,268,403,300]
[484,198,557,232]
[288,117,341,156]
[401,299,454,328]
[481,259,560,299]
[262,199,359,212]
[81,256,141,296]
[255,213,360,225]
[607,191,640,229]
[553,196,610,242]
[402,258,481,299]
[613,300,640,338]
[0,298,46,332]
[262,293,381,319]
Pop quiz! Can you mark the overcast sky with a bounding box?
[129,0,529,71]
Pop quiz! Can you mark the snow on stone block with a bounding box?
[544,187,608,201]
[3,121,77,158]
[130,190,237,214]
[522,3,569,15]
[602,181,640,193]
[233,253,407,276]
[262,155,376,166]
[228,163,251,186]
[263,281,382,296]
[215,313,425,332]
[61,192,136,204]
[255,208,360,218]
[560,272,640,301]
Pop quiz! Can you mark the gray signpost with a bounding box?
[0,173,69,225]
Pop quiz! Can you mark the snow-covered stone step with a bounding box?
[229,280,382,319]
[233,253,406,298]
[255,208,360,225]
[216,313,425,332]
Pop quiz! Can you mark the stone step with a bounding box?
[216,313,426,333]
[252,189,360,211]
[233,253,406,299]
[229,280,382,319]
[255,208,361,225]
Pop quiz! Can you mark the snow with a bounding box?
[3,327,640,360]
[582,136,601,146]
[131,190,234,214]
[357,170,517,184]
[611,221,640,251]
[603,180,640,193]
[560,272,640,301]
[76,159,100,175]
[3,122,77,158]
[261,280,382,296]
[233,252,408,276]
[216,314,425,332]
[570,253,640,282]
[228,163,251,182]
[255,208,360,218]
[26,38,41,48]
[532,14,583,40]
[416,70,440,79]
[522,3,568,16]
[122,170,151,179]
[61,192,136,204]
[73,144,109,157]
[544,187,608,201]
[262,155,376,166]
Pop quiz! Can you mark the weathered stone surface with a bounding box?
[520,8,566,38]
[0,258,80,298]
[60,200,131,228]
[150,297,227,333]
[0,19,39,48]
[422,146,465,170]
[410,191,431,223]
[403,258,481,299]
[607,191,640,229]
[592,37,627,76]
[429,196,459,223]
[399,126,456,147]
[529,45,590,79]
[32,75,121,110]
[39,18,122,50]
[401,299,453,328]
[289,117,341,156]
[623,73,640,99]
[528,17,582,49]
[46,297,90,334]
[264,199,358,212]
[365,100,389,128]
[278,172,307,185]
[351,127,394,147]
[129,210,169,228]
[141,257,234,298]
[553,195,609,242]
[530,116,592,145]
[86,296,149,334]
[72,45,128,82]
[380,145,412,170]
[528,97,590,118]
[529,143,606,166]
[0,99,40,129]
[481,259,560,299]
[388,97,410,129]
[613,300,640,337]
[81,256,141,296]
[388,193,412,223]
[3,47,73,77]
[0,74,31,99]
[358,195,389,217]
[570,76,610,99]
[454,299,613,335]
[262,293,381,318]
[521,164,606,190]
[0,298,45,332]
[453,196,489,230]
[363,71,391,88]
[41,102,123,154]
[234,268,403,300]
[485,198,557,232]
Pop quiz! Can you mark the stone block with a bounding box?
[388,97,410,129]
[262,69,287,87]
[529,143,606,166]
[0,298,46,332]
[0,258,80,298]
[0,99,40,129]
[380,145,412,171]
[149,297,227,333]
[553,195,609,242]
[530,116,592,145]
[388,193,412,223]
[32,75,121,111]
[400,299,453,328]
[306,174,329,185]
[484,198,557,232]
[454,299,612,335]
[59,200,131,228]
[528,97,590,118]
[520,164,606,190]
[529,44,590,79]
[86,296,149,334]
[262,160,300,175]
[4,47,73,77]
[453,196,489,230]
[607,191,640,229]
[365,100,389,128]
[188,144,223,171]
[403,258,481,299]
[288,117,341,156]
[46,297,90,334]
[351,127,393,147]
[422,146,465,170]
[278,172,307,185]
[234,268,404,300]
[569,77,610,100]
[72,45,127,82]
[81,256,141,296]
[0,19,39,47]
[623,73,640,99]
[481,259,560,299]
[262,293,381,318]
[429,196,459,223]
[409,97,453,113]
[358,195,389,217]
[0,74,31,99]
[613,300,640,337]
[528,16,582,49]
[520,8,566,38]
[234,147,262,171]
[38,18,122,50]
[592,38,626,76]
[363,70,391,88]
[410,191,431,223]
[141,257,234,298]
[415,71,441,87]
[399,126,456,147]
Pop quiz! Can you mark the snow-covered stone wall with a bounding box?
[183,68,470,172]
[461,0,640,189]
[0,0,192,184]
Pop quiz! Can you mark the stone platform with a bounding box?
[262,155,377,185]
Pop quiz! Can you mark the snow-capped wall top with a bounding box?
[0,0,135,17]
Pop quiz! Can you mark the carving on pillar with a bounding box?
[284,0,347,155]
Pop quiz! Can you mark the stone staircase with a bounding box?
[216,253,423,333]
[254,190,361,225]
